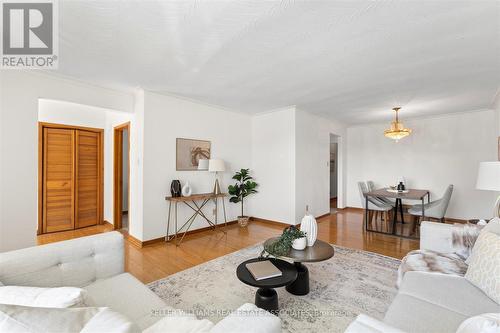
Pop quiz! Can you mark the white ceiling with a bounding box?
[56,0,500,124]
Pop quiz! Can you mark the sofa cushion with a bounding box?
[0,304,139,333]
[465,232,500,304]
[385,271,500,333]
[0,231,124,288]
[399,271,499,316]
[385,293,467,333]
[0,286,88,308]
[84,272,172,330]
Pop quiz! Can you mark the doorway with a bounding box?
[113,122,130,230]
[330,134,339,213]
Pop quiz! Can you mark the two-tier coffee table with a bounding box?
[263,238,334,295]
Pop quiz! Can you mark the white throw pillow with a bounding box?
[483,217,500,236]
[465,232,500,304]
[456,313,500,333]
[0,286,88,308]
[0,304,139,333]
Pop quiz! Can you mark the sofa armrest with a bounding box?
[420,221,454,253]
[0,232,124,287]
[210,303,281,333]
[344,314,406,333]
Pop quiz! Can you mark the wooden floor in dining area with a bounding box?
[37,208,419,284]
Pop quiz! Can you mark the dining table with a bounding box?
[364,188,430,238]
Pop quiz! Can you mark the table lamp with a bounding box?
[476,161,500,218]
[209,159,225,195]
[197,159,209,171]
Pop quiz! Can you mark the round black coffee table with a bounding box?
[236,258,297,313]
[263,238,334,296]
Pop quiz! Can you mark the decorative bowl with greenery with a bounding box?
[262,226,306,257]
[228,168,258,227]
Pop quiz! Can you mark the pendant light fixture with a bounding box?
[384,107,412,141]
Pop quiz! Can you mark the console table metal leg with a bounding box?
[174,202,178,244]
[165,201,172,242]
[222,196,227,229]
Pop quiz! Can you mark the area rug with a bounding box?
[148,243,400,333]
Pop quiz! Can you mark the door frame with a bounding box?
[113,122,130,230]
[38,122,104,235]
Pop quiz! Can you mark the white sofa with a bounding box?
[0,232,281,332]
[345,221,500,333]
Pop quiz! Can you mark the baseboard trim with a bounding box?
[126,233,143,248]
[250,217,290,227]
[126,220,238,248]
[251,213,331,229]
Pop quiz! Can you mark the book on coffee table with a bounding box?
[245,260,283,281]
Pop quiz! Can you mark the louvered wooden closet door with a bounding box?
[75,130,100,228]
[43,128,75,233]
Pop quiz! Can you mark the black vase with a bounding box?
[397,182,405,191]
[170,180,182,197]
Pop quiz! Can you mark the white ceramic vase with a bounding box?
[292,237,307,250]
[181,181,192,197]
[300,206,317,247]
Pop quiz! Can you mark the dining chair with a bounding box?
[408,185,454,224]
[367,181,395,207]
[358,182,393,232]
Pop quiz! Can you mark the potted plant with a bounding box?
[263,226,307,257]
[228,168,258,227]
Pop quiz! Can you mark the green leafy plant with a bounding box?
[228,168,258,217]
[262,226,306,257]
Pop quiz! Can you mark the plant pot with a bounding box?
[238,216,250,227]
[292,237,307,250]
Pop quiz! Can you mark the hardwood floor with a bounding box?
[37,208,418,284]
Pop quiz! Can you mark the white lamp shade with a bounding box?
[208,159,226,172]
[197,159,209,170]
[476,162,500,191]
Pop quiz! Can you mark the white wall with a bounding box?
[0,71,133,252]
[251,108,296,224]
[346,109,498,219]
[140,91,253,241]
[295,109,346,222]
[494,92,500,136]
[128,89,144,241]
[251,107,347,225]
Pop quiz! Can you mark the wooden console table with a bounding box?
[165,193,228,246]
